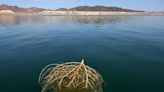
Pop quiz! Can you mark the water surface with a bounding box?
[0,15,164,92]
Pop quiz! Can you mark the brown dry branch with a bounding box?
[38,59,104,92]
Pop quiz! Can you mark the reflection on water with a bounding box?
[0,15,45,26]
[0,15,134,26]
[50,15,134,24]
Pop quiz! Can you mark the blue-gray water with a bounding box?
[0,15,164,92]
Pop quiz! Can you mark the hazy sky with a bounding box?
[0,0,164,11]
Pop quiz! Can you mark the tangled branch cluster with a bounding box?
[38,59,104,92]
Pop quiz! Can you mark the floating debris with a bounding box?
[38,59,104,92]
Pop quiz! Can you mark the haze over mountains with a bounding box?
[0,4,144,13]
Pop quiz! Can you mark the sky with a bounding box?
[0,0,164,11]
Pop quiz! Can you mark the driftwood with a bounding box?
[38,59,104,92]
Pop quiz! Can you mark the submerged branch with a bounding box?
[38,59,104,92]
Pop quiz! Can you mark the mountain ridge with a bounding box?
[68,5,144,12]
[0,4,46,13]
[0,4,144,13]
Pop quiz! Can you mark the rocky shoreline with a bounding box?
[0,10,163,15]
[38,11,164,15]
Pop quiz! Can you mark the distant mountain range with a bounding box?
[0,4,144,14]
[0,4,46,13]
[57,6,144,12]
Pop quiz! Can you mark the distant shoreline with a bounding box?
[0,10,164,15]
[37,11,164,15]
[1,4,164,16]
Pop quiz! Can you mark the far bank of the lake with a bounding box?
[0,10,164,15]
[38,11,164,15]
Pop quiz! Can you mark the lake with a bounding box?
[0,15,164,92]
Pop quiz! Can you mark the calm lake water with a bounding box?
[0,15,164,92]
